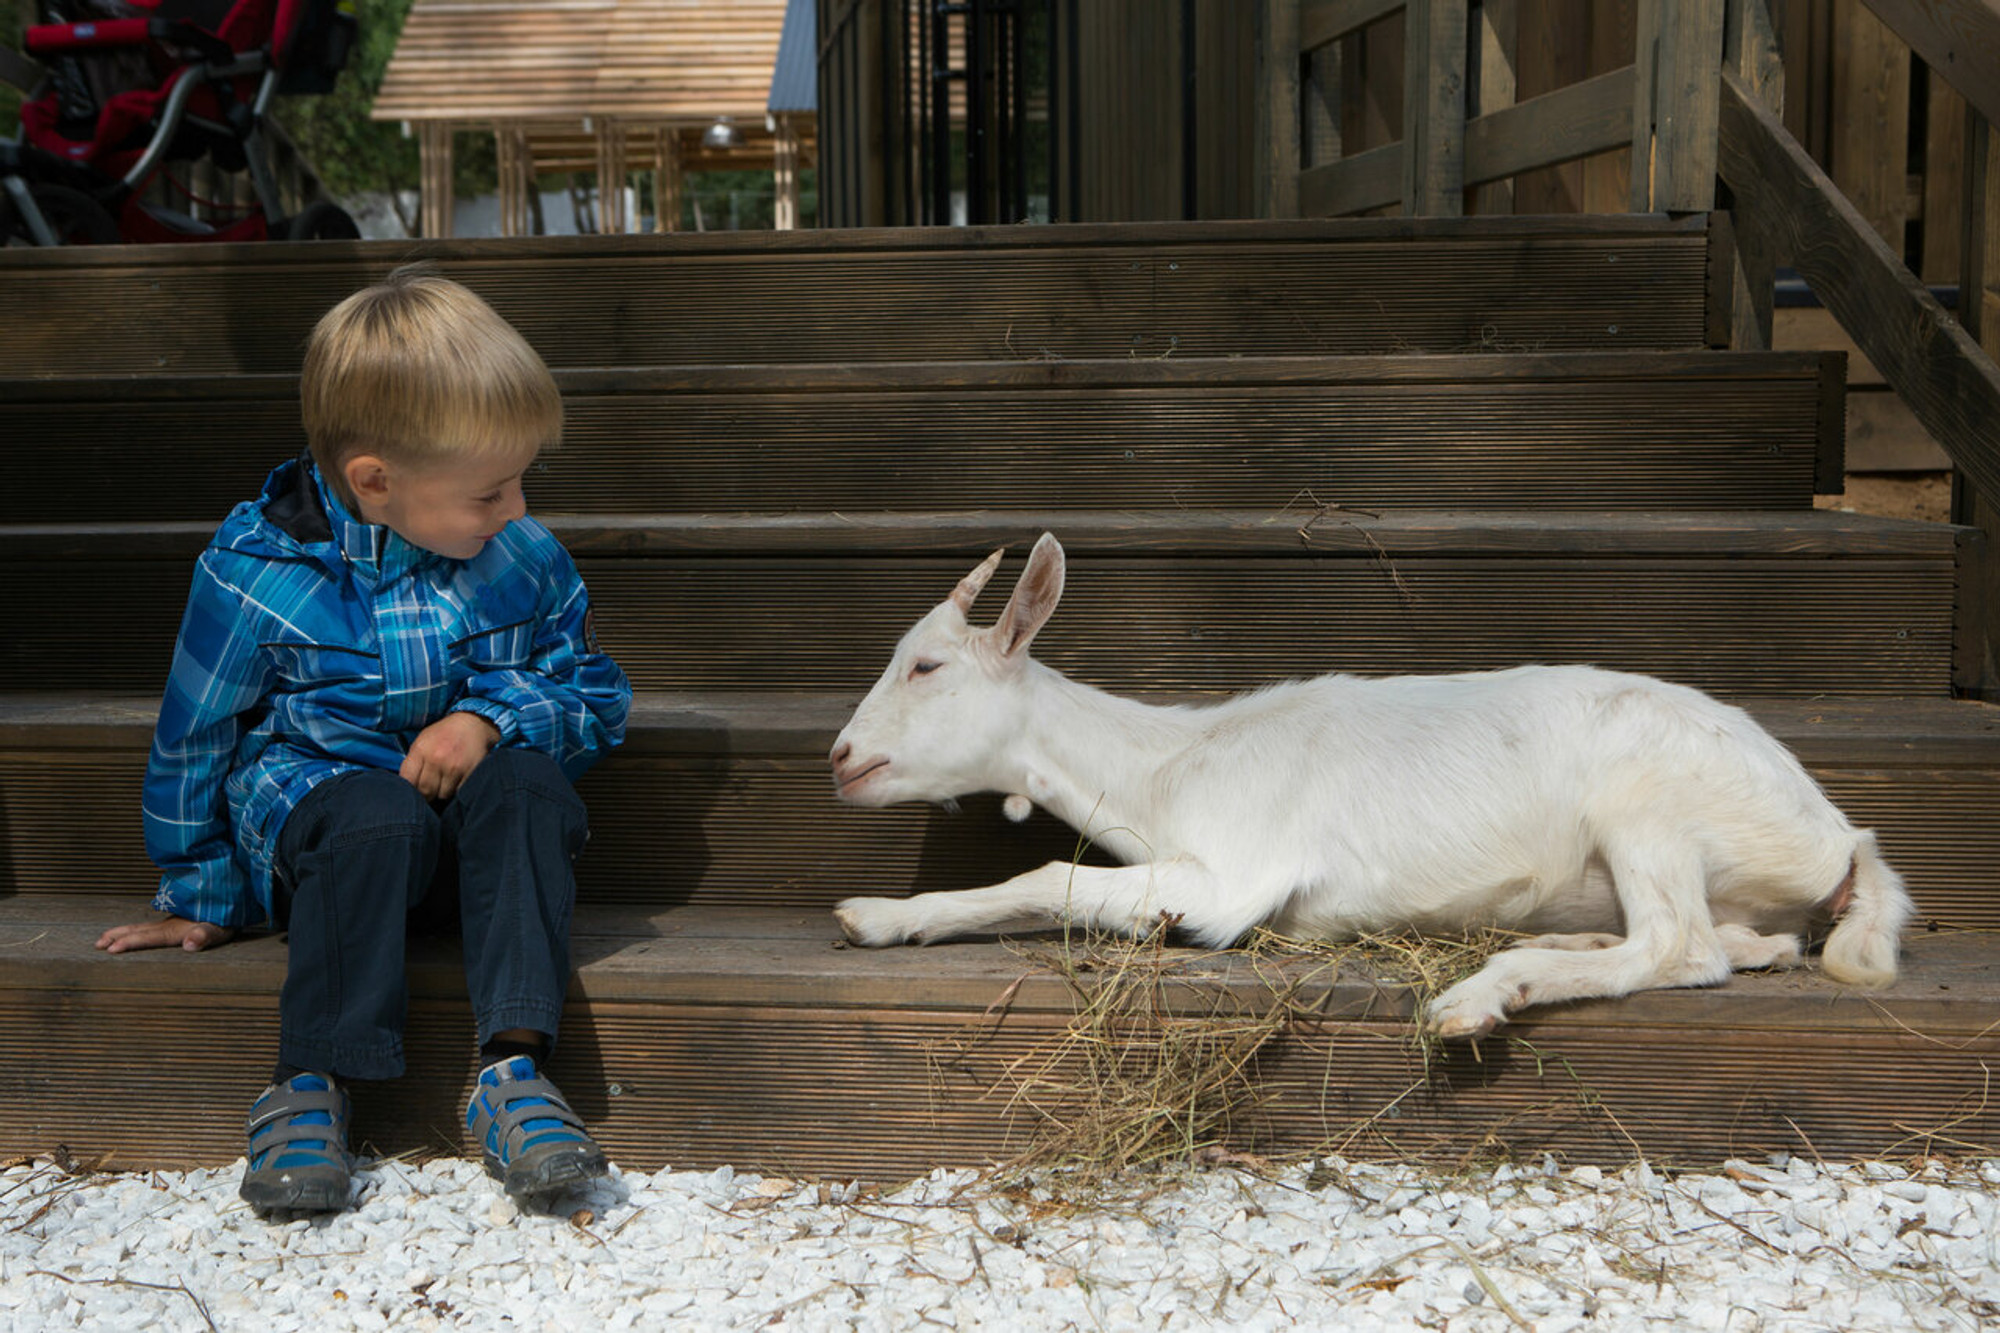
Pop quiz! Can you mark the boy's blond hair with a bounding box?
[301,265,562,492]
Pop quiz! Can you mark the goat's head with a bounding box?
[829,533,1066,807]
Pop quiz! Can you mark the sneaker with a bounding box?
[465,1056,608,1199]
[240,1073,354,1212]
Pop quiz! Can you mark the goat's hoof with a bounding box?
[833,898,913,948]
[1425,1004,1504,1041]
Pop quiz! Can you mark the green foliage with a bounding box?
[274,0,418,201]
[671,167,817,232]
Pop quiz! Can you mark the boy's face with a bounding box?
[347,446,538,560]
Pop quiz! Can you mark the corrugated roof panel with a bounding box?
[767,0,814,113]
[373,0,795,123]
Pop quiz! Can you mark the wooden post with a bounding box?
[1829,0,1911,250]
[595,116,627,234]
[655,128,682,232]
[419,121,455,239]
[1634,0,1724,213]
[1723,0,1784,348]
[1956,111,2000,697]
[774,115,801,230]
[1255,0,1303,218]
[495,124,531,238]
[1471,0,1517,215]
[1401,0,1467,216]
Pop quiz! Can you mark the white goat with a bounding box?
[828,534,1913,1037]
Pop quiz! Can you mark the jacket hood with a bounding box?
[215,455,443,585]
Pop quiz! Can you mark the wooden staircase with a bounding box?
[3,215,1998,1179]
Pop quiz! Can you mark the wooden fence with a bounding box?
[1284,0,1987,284]
[1268,0,2000,692]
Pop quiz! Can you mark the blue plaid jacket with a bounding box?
[144,456,632,927]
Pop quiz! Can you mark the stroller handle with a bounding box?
[29,16,236,66]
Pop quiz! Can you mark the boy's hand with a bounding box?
[402,711,502,800]
[97,916,238,954]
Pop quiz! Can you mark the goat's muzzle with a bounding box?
[828,740,890,801]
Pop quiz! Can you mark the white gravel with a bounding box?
[5,1150,1999,1331]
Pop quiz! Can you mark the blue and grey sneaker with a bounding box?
[466,1057,608,1199]
[240,1073,354,1213]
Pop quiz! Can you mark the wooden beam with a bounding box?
[774,115,801,231]
[1300,0,1404,51]
[1401,0,1468,215]
[419,122,455,240]
[1472,0,1518,214]
[1956,111,2000,696]
[1832,0,1913,250]
[1641,0,1725,211]
[1258,0,1304,217]
[655,127,682,232]
[1295,65,1641,213]
[1718,66,2000,503]
[1723,0,1786,348]
[1299,142,1402,214]
[1464,66,1635,187]
[1858,0,2000,128]
[595,116,627,234]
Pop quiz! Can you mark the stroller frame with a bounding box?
[4,0,356,245]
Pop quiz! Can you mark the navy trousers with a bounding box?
[271,748,589,1081]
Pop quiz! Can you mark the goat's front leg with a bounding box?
[834,858,1218,946]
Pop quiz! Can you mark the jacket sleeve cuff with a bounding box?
[151,881,253,929]
[452,697,519,743]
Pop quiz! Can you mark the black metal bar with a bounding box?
[1012,0,1028,219]
[1064,0,1079,219]
[930,0,951,224]
[1181,0,1197,220]
[1046,0,1060,221]
[965,0,986,223]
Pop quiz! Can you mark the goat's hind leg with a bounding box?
[1716,922,1804,971]
[1426,835,1732,1038]
[834,858,1220,946]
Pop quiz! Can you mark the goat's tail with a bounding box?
[1820,831,1914,989]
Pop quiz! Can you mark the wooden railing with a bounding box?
[1270,0,2000,694]
[1272,0,1727,217]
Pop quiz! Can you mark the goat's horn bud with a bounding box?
[949,547,1007,613]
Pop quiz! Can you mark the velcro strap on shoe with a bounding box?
[246,1087,346,1140]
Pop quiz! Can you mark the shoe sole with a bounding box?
[240,1166,351,1213]
[489,1142,610,1200]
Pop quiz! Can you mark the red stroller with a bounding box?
[2,0,358,244]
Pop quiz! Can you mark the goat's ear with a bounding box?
[992,533,1065,659]
[949,547,1007,615]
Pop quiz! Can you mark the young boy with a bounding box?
[96,265,632,1213]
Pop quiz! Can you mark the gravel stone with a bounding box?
[5,1154,2000,1330]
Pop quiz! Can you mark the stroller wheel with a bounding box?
[285,201,361,242]
[3,183,121,246]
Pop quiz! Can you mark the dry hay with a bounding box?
[926,919,1525,1189]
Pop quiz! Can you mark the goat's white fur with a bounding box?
[828,534,1914,1036]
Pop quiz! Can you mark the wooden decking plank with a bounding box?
[4,351,1839,522]
[11,895,2000,1033]
[1,508,1966,559]
[0,512,1964,698]
[10,690,2000,765]
[0,349,1838,400]
[0,217,1715,377]
[6,692,1998,924]
[4,896,1997,1175]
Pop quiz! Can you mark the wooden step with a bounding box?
[0,511,1970,696]
[8,691,1998,927]
[2,351,1843,522]
[0,215,1720,377]
[3,895,1995,1177]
